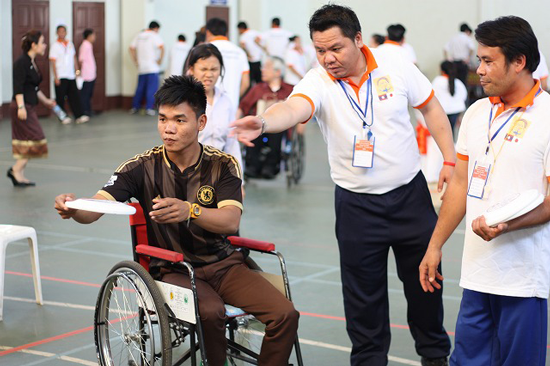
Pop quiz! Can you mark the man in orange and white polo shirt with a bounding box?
[231,4,454,366]
[206,18,250,116]
[420,16,550,366]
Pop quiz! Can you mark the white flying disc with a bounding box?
[484,189,544,227]
[65,199,137,215]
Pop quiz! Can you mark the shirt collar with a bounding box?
[326,45,378,84]
[210,36,229,42]
[57,39,69,46]
[162,144,204,173]
[384,40,401,46]
[489,79,541,109]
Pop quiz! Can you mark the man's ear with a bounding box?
[513,54,527,74]
[198,114,207,131]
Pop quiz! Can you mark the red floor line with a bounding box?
[6,271,101,288]
[0,326,94,357]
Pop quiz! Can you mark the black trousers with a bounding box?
[335,172,451,366]
[80,79,96,116]
[55,78,84,118]
[245,131,284,175]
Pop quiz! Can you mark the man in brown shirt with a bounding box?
[54,75,299,366]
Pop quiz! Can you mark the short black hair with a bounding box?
[387,24,406,42]
[206,18,228,36]
[154,75,207,118]
[475,16,540,73]
[83,28,94,40]
[308,4,361,41]
[460,23,472,33]
[272,18,281,26]
[56,25,66,32]
[371,34,385,47]
[237,21,247,30]
[178,34,186,42]
[184,43,225,80]
[149,21,160,30]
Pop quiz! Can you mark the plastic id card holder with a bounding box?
[352,135,375,168]
[467,160,491,199]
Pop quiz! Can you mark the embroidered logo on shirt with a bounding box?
[197,185,215,205]
[504,118,530,143]
[104,175,118,187]
[374,76,394,101]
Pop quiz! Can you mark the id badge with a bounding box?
[467,160,492,199]
[352,135,375,168]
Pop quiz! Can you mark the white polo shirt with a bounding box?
[284,46,308,86]
[202,86,243,171]
[210,37,250,114]
[290,46,434,194]
[445,32,475,62]
[456,80,550,298]
[168,41,191,76]
[239,29,263,63]
[130,30,164,74]
[260,27,293,59]
[432,75,467,115]
[49,40,76,79]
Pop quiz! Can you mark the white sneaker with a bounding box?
[76,115,90,124]
[145,109,156,116]
[61,117,73,125]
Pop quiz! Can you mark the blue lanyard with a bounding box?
[338,77,374,130]
[487,106,521,145]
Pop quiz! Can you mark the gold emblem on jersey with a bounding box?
[374,76,394,101]
[505,118,530,143]
[197,185,215,205]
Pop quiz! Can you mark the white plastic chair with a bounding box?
[0,225,44,321]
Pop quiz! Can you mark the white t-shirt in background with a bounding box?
[130,30,164,75]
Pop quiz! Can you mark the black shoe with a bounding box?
[261,165,279,180]
[421,357,448,366]
[7,168,36,187]
[244,168,261,179]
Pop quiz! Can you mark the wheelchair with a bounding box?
[93,203,303,366]
[281,126,305,188]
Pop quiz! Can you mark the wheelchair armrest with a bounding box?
[227,236,276,253]
[136,244,184,263]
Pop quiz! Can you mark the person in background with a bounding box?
[206,18,250,116]
[533,51,549,90]
[378,24,417,64]
[369,34,385,48]
[238,21,264,85]
[284,35,308,86]
[257,17,293,59]
[129,21,164,116]
[78,28,97,118]
[238,56,293,179]
[9,30,56,187]
[168,34,191,77]
[432,61,467,138]
[49,24,88,124]
[444,23,475,85]
[185,44,243,172]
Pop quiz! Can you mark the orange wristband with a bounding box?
[443,161,456,167]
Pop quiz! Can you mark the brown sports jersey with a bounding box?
[97,144,243,267]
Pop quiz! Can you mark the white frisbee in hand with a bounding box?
[484,189,544,227]
[65,199,137,215]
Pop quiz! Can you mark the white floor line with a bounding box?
[0,346,97,366]
[3,296,95,311]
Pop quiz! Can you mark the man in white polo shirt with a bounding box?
[206,18,250,116]
[444,23,475,85]
[420,16,550,366]
[238,21,263,85]
[129,21,164,116]
[49,24,88,124]
[231,5,454,366]
[258,18,293,60]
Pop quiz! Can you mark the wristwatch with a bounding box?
[189,203,202,219]
[17,105,25,110]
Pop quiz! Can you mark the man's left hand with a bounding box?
[150,197,190,224]
[472,215,508,241]
[437,164,454,197]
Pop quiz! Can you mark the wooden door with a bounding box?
[73,2,106,112]
[12,0,50,116]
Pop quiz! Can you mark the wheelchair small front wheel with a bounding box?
[94,260,172,366]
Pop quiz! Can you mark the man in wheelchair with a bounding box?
[54,75,299,366]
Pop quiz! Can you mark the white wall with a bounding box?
[1,0,13,105]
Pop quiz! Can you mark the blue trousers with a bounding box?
[451,289,548,366]
[335,172,451,366]
[132,73,159,110]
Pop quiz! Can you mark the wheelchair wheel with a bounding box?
[94,260,172,366]
[227,315,265,365]
[286,129,305,187]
